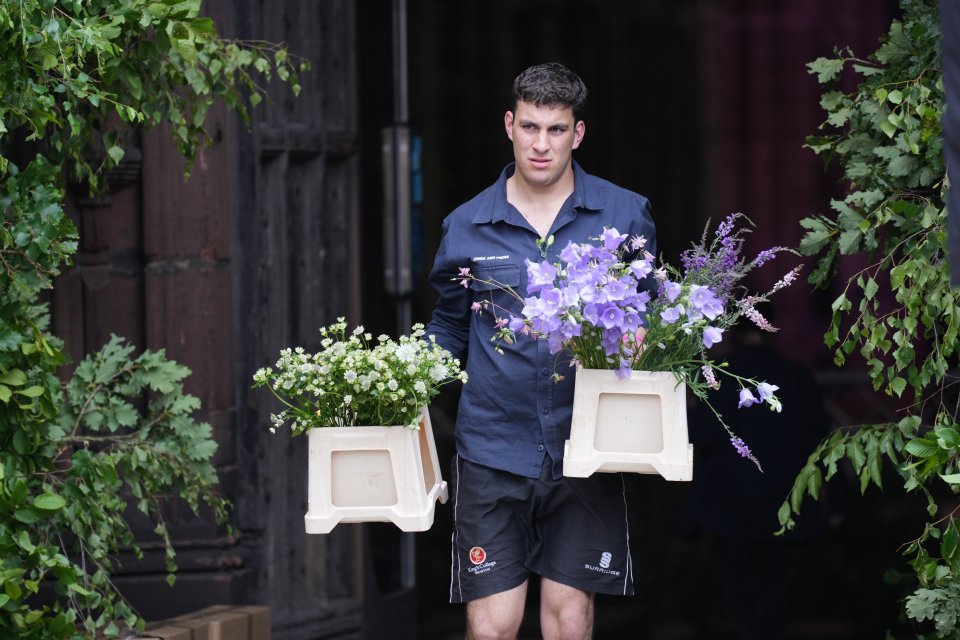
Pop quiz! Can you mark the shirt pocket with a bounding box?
[470,263,522,292]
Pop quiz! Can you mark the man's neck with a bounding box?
[506,169,575,238]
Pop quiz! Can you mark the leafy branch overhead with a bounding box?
[0,0,304,638]
[0,0,307,189]
[780,1,960,636]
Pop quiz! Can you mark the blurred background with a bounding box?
[52,0,925,638]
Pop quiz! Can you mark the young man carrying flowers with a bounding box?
[426,62,657,640]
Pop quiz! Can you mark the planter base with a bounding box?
[563,369,693,481]
[304,409,448,533]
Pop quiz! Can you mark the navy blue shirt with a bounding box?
[426,161,657,480]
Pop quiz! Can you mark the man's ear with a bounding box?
[504,111,515,141]
[572,120,585,150]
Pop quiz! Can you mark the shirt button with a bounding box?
[541,368,549,377]
[537,444,545,452]
[541,407,548,415]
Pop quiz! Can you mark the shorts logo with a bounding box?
[469,546,487,565]
[585,551,620,576]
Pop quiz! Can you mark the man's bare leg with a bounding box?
[540,577,594,640]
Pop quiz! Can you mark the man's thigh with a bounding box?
[528,471,634,597]
[449,455,534,603]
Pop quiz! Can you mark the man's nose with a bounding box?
[533,131,550,152]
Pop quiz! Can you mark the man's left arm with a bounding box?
[425,219,471,361]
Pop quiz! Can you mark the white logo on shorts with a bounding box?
[599,552,612,569]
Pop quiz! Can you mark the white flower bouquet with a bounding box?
[253,318,467,435]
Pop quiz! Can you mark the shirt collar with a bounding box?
[472,160,603,225]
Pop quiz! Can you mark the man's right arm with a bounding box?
[425,219,470,361]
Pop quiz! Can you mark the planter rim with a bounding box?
[302,407,428,432]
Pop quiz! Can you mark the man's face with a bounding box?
[505,100,585,190]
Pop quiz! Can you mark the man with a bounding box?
[426,62,657,640]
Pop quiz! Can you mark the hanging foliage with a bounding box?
[778,0,960,635]
[0,0,304,637]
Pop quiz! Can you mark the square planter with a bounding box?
[562,369,693,481]
[304,408,448,533]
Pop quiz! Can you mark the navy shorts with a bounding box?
[448,455,634,603]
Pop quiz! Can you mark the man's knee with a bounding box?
[540,579,594,640]
[466,582,527,640]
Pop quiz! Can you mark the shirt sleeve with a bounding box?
[425,219,471,360]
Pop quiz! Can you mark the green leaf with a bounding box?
[808,57,845,83]
[935,426,960,450]
[13,508,42,524]
[791,465,814,511]
[838,229,862,254]
[16,530,35,554]
[0,369,27,385]
[847,439,867,472]
[33,493,66,511]
[906,437,940,458]
[107,145,125,165]
[898,415,923,434]
[890,377,907,397]
[831,293,850,312]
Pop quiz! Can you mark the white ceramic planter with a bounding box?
[304,408,448,533]
[563,369,693,481]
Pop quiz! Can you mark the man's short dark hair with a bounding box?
[512,62,588,121]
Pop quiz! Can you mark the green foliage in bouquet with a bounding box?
[253,319,468,435]
[779,1,960,635]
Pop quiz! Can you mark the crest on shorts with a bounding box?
[468,546,486,565]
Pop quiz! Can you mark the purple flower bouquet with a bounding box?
[461,214,800,468]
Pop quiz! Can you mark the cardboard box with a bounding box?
[202,610,250,640]
[142,604,271,640]
[234,606,270,640]
[154,617,210,640]
[141,625,192,640]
